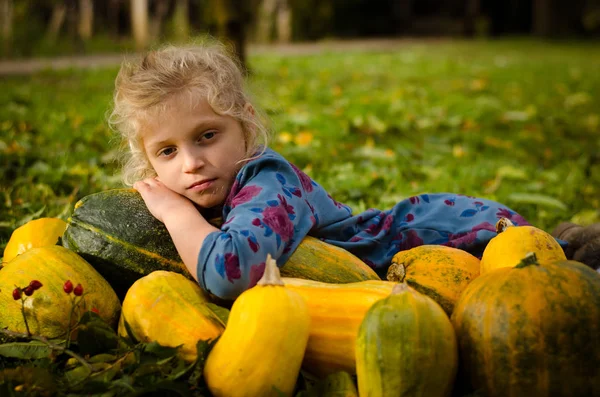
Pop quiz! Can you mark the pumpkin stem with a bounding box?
[496,217,515,233]
[391,282,409,295]
[515,252,539,268]
[257,254,285,286]
[386,262,406,282]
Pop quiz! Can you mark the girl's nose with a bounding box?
[182,150,204,173]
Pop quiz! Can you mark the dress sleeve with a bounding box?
[196,156,316,300]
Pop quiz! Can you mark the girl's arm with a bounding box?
[133,178,219,281]
[160,205,218,280]
[197,164,318,300]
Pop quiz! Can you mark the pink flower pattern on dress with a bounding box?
[262,205,295,243]
[290,163,315,193]
[496,208,530,226]
[445,222,497,248]
[248,262,266,288]
[223,253,241,282]
[231,185,263,208]
[328,194,348,210]
[399,230,424,251]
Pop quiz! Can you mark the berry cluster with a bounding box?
[63,280,84,296]
[12,280,43,300]
[12,279,84,300]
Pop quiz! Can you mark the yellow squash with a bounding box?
[3,218,67,263]
[117,271,226,362]
[0,245,120,338]
[480,218,566,274]
[386,245,480,315]
[282,236,380,282]
[204,255,311,397]
[282,277,396,377]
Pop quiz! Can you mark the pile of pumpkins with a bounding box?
[1,189,600,397]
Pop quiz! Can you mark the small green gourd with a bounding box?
[355,283,458,397]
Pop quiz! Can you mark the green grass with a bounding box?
[1,38,600,251]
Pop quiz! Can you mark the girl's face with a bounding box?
[142,96,247,209]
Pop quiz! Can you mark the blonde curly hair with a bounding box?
[108,39,270,186]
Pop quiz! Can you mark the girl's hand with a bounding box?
[133,177,194,223]
[134,177,218,282]
[552,222,600,271]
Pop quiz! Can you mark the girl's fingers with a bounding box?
[132,181,145,191]
[143,177,163,187]
[134,178,160,190]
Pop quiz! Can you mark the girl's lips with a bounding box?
[188,179,215,191]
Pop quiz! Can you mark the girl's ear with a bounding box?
[243,102,255,116]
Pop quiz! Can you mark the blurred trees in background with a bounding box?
[1,0,599,61]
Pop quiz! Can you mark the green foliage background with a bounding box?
[1,39,600,252]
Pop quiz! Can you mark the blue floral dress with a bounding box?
[198,148,532,299]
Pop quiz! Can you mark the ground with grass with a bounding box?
[1,39,599,253]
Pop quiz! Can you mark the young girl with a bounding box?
[109,40,597,300]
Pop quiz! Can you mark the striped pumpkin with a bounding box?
[0,245,120,338]
[451,254,600,397]
[387,245,480,315]
[118,271,226,362]
[281,235,379,283]
[356,283,458,397]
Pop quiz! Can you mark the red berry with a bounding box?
[73,284,83,296]
[12,288,21,300]
[23,286,34,296]
[63,280,73,294]
[29,280,43,290]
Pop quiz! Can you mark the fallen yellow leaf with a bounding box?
[484,137,513,149]
[278,131,292,144]
[295,131,314,146]
[452,145,466,158]
[470,79,487,91]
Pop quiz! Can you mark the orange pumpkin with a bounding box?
[387,245,480,315]
[452,253,600,397]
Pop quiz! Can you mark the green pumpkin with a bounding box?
[355,283,457,397]
[62,189,187,297]
[298,371,358,397]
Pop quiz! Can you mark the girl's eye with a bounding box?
[201,131,216,141]
[158,147,176,157]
